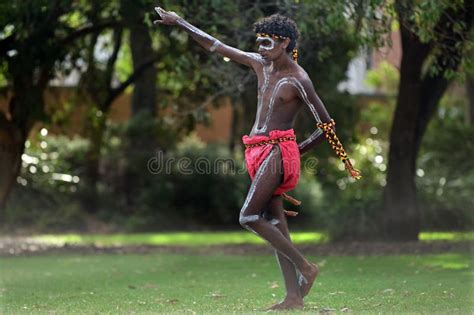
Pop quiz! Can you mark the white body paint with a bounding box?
[287,79,322,123]
[298,128,323,152]
[244,52,265,63]
[239,144,297,265]
[176,18,222,52]
[269,218,280,225]
[239,149,275,225]
[251,60,271,133]
[251,75,323,134]
[208,40,222,52]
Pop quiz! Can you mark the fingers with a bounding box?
[154,6,166,25]
[153,6,179,26]
[154,6,165,15]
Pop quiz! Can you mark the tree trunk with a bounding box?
[0,113,25,212]
[82,114,106,213]
[120,1,159,210]
[467,74,474,125]
[0,74,45,213]
[382,22,430,241]
[229,96,239,153]
[382,1,473,241]
[413,74,450,156]
[122,1,157,116]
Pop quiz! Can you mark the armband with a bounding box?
[208,40,221,52]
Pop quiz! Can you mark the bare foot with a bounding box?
[264,296,304,311]
[299,262,319,298]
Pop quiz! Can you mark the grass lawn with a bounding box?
[29,231,329,247]
[1,251,472,314]
[27,231,474,247]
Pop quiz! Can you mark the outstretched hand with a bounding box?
[153,6,181,25]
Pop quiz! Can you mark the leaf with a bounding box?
[321,307,337,313]
[269,281,279,289]
[142,283,158,289]
[207,291,226,298]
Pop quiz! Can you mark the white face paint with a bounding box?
[256,36,276,51]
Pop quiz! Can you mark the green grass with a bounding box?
[27,231,473,248]
[418,231,474,242]
[30,231,329,247]
[1,252,473,314]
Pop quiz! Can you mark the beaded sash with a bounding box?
[244,136,296,149]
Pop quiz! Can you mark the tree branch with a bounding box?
[102,56,160,110]
[0,35,15,57]
[105,27,124,88]
[60,20,122,45]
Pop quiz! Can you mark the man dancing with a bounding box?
[154,7,361,311]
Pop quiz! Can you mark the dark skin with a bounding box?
[154,7,331,311]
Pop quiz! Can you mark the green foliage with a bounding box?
[6,128,90,231]
[18,129,88,194]
[288,173,325,228]
[0,61,7,87]
[7,121,329,232]
[317,112,391,240]
[365,61,400,95]
[417,96,474,230]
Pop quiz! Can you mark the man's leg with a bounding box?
[264,195,304,309]
[238,145,318,306]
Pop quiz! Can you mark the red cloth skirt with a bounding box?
[242,129,300,195]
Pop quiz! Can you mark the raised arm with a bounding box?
[153,7,261,69]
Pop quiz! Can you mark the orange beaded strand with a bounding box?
[292,48,298,62]
[317,119,362,179]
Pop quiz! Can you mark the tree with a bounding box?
[382,0,473,240]
[0,0,118,212]
[0,0,160,213]
[75,1,161,212]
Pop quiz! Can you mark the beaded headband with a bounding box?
[256,32,298,62]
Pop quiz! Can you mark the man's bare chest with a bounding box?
[257,71,303,110]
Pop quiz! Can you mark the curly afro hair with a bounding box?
[253,14,299,53]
